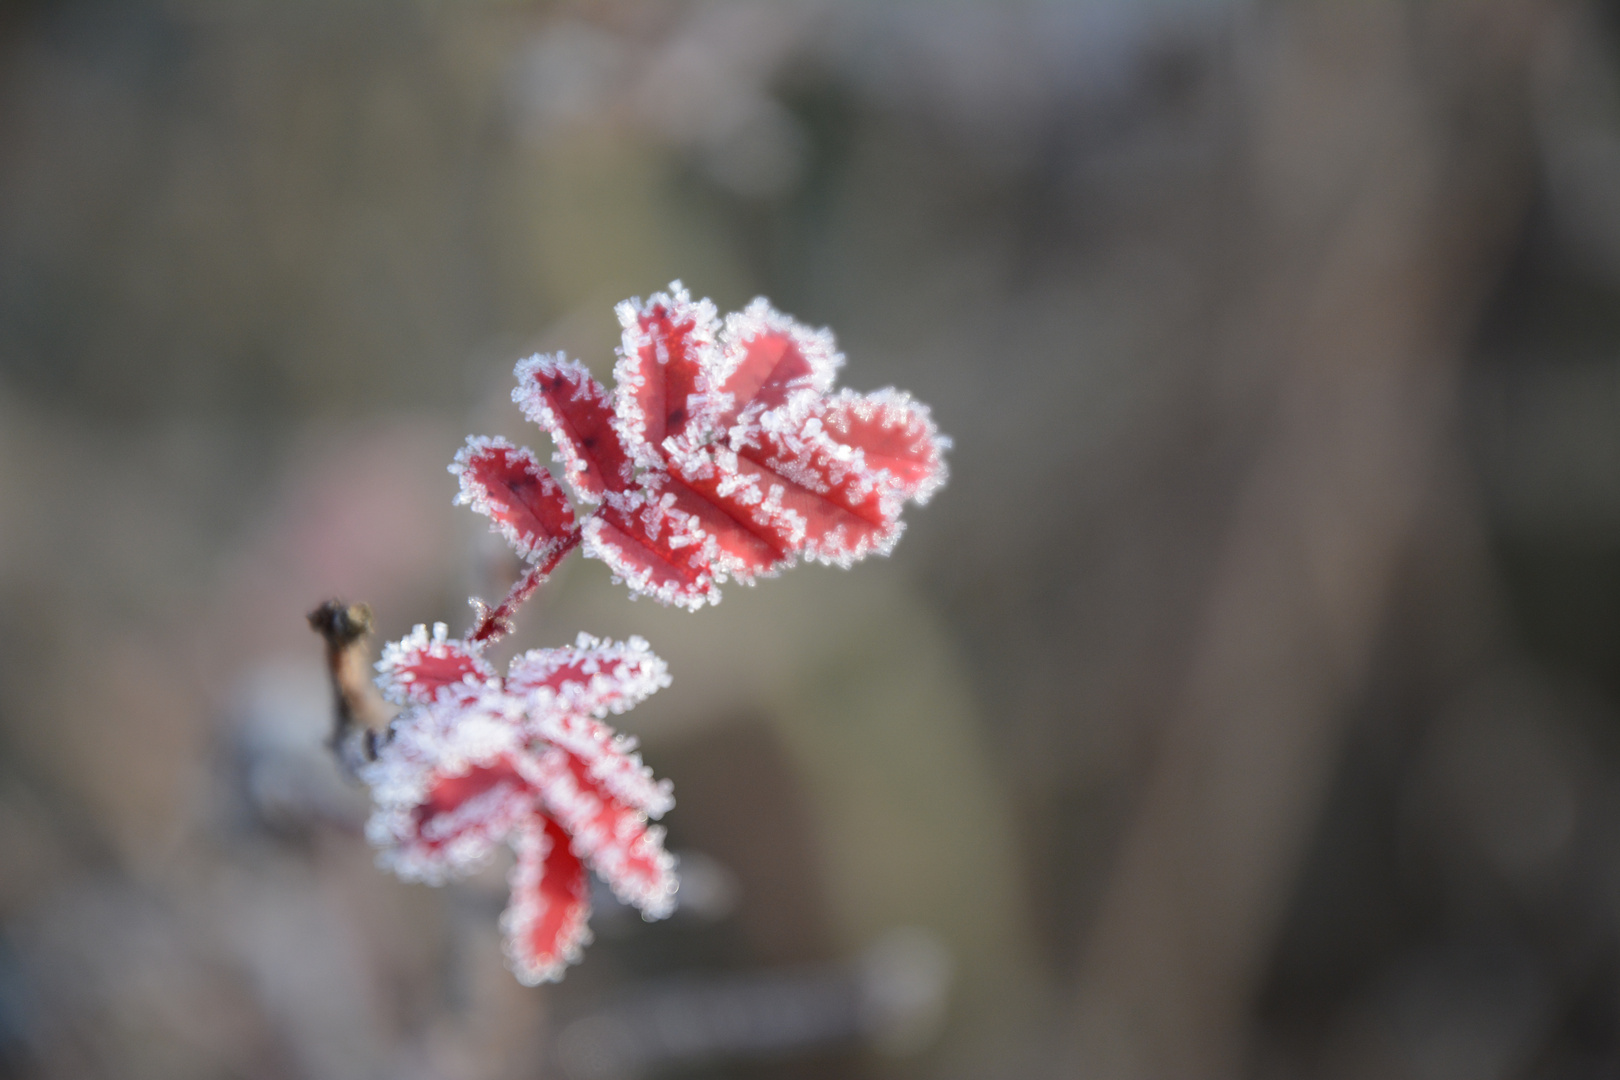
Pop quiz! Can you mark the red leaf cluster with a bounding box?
[456,283,950,610]
[362,624,675,984]
[353,284,949,986]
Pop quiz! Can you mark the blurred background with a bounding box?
[3,0,1620,1077]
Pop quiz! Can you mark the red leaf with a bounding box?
[581,494,722,610]
[502,813,592,985]
[504,633,671,724]
[671,427,895,571]
[740,416,908,566]
[712,297,842,436]
[688,390,950,569]
[382,757,535,882]
[531,708,674,819]
[512,354,634,502]
[613,284,719,465]
[818,388,950,503]
[526,747,677,917]
[451,436,578,563]
[664,476,790,582]
[376,623,496,706]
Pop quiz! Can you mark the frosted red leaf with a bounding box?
[450,436,579,564]
[612,287,720,467]
[503,814,592,985]
[532,710,674,818]
[818,388,950,504]
[376,622,497,706]
[711,296,842,436]
[386,757,535,882]
[523,746,676,915]
[362,629,675,983]
[458,282,950,610]
[506,632,673,726]
[581,491,723,609]
[512,354,634,502]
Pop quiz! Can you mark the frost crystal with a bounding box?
[486,282,950,608]
[362,629,675,984]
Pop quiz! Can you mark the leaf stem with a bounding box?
[467,528,582,645]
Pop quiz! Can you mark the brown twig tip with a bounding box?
[308,599,392,774]
[307,600,374,646]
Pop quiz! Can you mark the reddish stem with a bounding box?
[467,528,582,645]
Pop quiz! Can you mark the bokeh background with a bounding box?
[4,1,1620,1077]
